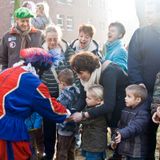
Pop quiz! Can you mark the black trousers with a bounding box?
[146,120,158,160]
[43,118,56,160]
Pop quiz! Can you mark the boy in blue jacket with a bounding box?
[56,68,80,160]
[113,84,150,160]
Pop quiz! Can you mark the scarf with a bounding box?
[76,44,90,53]
[80,63,102,91]
[14,25,32,49]
[105,40,122,60]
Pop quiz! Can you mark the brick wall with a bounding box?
[0,0,108,47]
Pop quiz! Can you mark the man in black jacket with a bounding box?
[128,0,160,159]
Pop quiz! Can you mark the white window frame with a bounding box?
[100,0,106,9]
[56,0,66,5]
[56,14,65,29]
[67,0,73,5]
[66,16,73,31]
[88,0,94,7]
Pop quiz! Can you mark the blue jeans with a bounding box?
[82,150,106,160]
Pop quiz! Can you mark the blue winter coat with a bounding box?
[57,86,80,135]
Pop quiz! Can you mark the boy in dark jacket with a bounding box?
[113,84,150,160]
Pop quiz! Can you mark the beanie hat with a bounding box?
[14,7,34,19]
[20,48,53,71]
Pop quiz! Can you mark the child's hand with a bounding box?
[110,141,117,150]
[152,112,160,124]
[152,107,160,123]
[115,132,121,144]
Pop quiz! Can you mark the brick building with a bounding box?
[0,0,108,46]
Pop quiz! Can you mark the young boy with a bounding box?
[113,84,150,160]
[56,68,80,160]
[25,113,44,159]
[81,84,107,160]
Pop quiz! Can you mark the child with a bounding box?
[70,24,102,60]
[81,84,107,160]
[113,84,150,160]
[102,22,128,72]
[56,68,80,160]
[25,113,44,159]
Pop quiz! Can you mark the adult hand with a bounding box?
[115,132,121,144]
[69,112,83,122]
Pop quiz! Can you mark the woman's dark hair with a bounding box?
[69,51,100,73]
[109,22,126,38]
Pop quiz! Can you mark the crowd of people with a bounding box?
[0,0,160,160]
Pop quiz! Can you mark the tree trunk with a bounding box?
[14,0,20,12]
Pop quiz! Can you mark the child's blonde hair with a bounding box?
[126,84,148,102]
[87,84,104,100]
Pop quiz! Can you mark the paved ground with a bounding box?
[52,126,160,160]
[75,150,84,160]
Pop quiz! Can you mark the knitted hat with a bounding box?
[14,7,34,19]
[20,48,53,70]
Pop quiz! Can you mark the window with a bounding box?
[56,0,66,4]
[100,0,106,9]
[67,0,73,5]
[88,0,94,7]
[66,16,73,31]
[56,14,65,29]
[56,0,73,5]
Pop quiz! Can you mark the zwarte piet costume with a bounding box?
[0,48,70,160]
